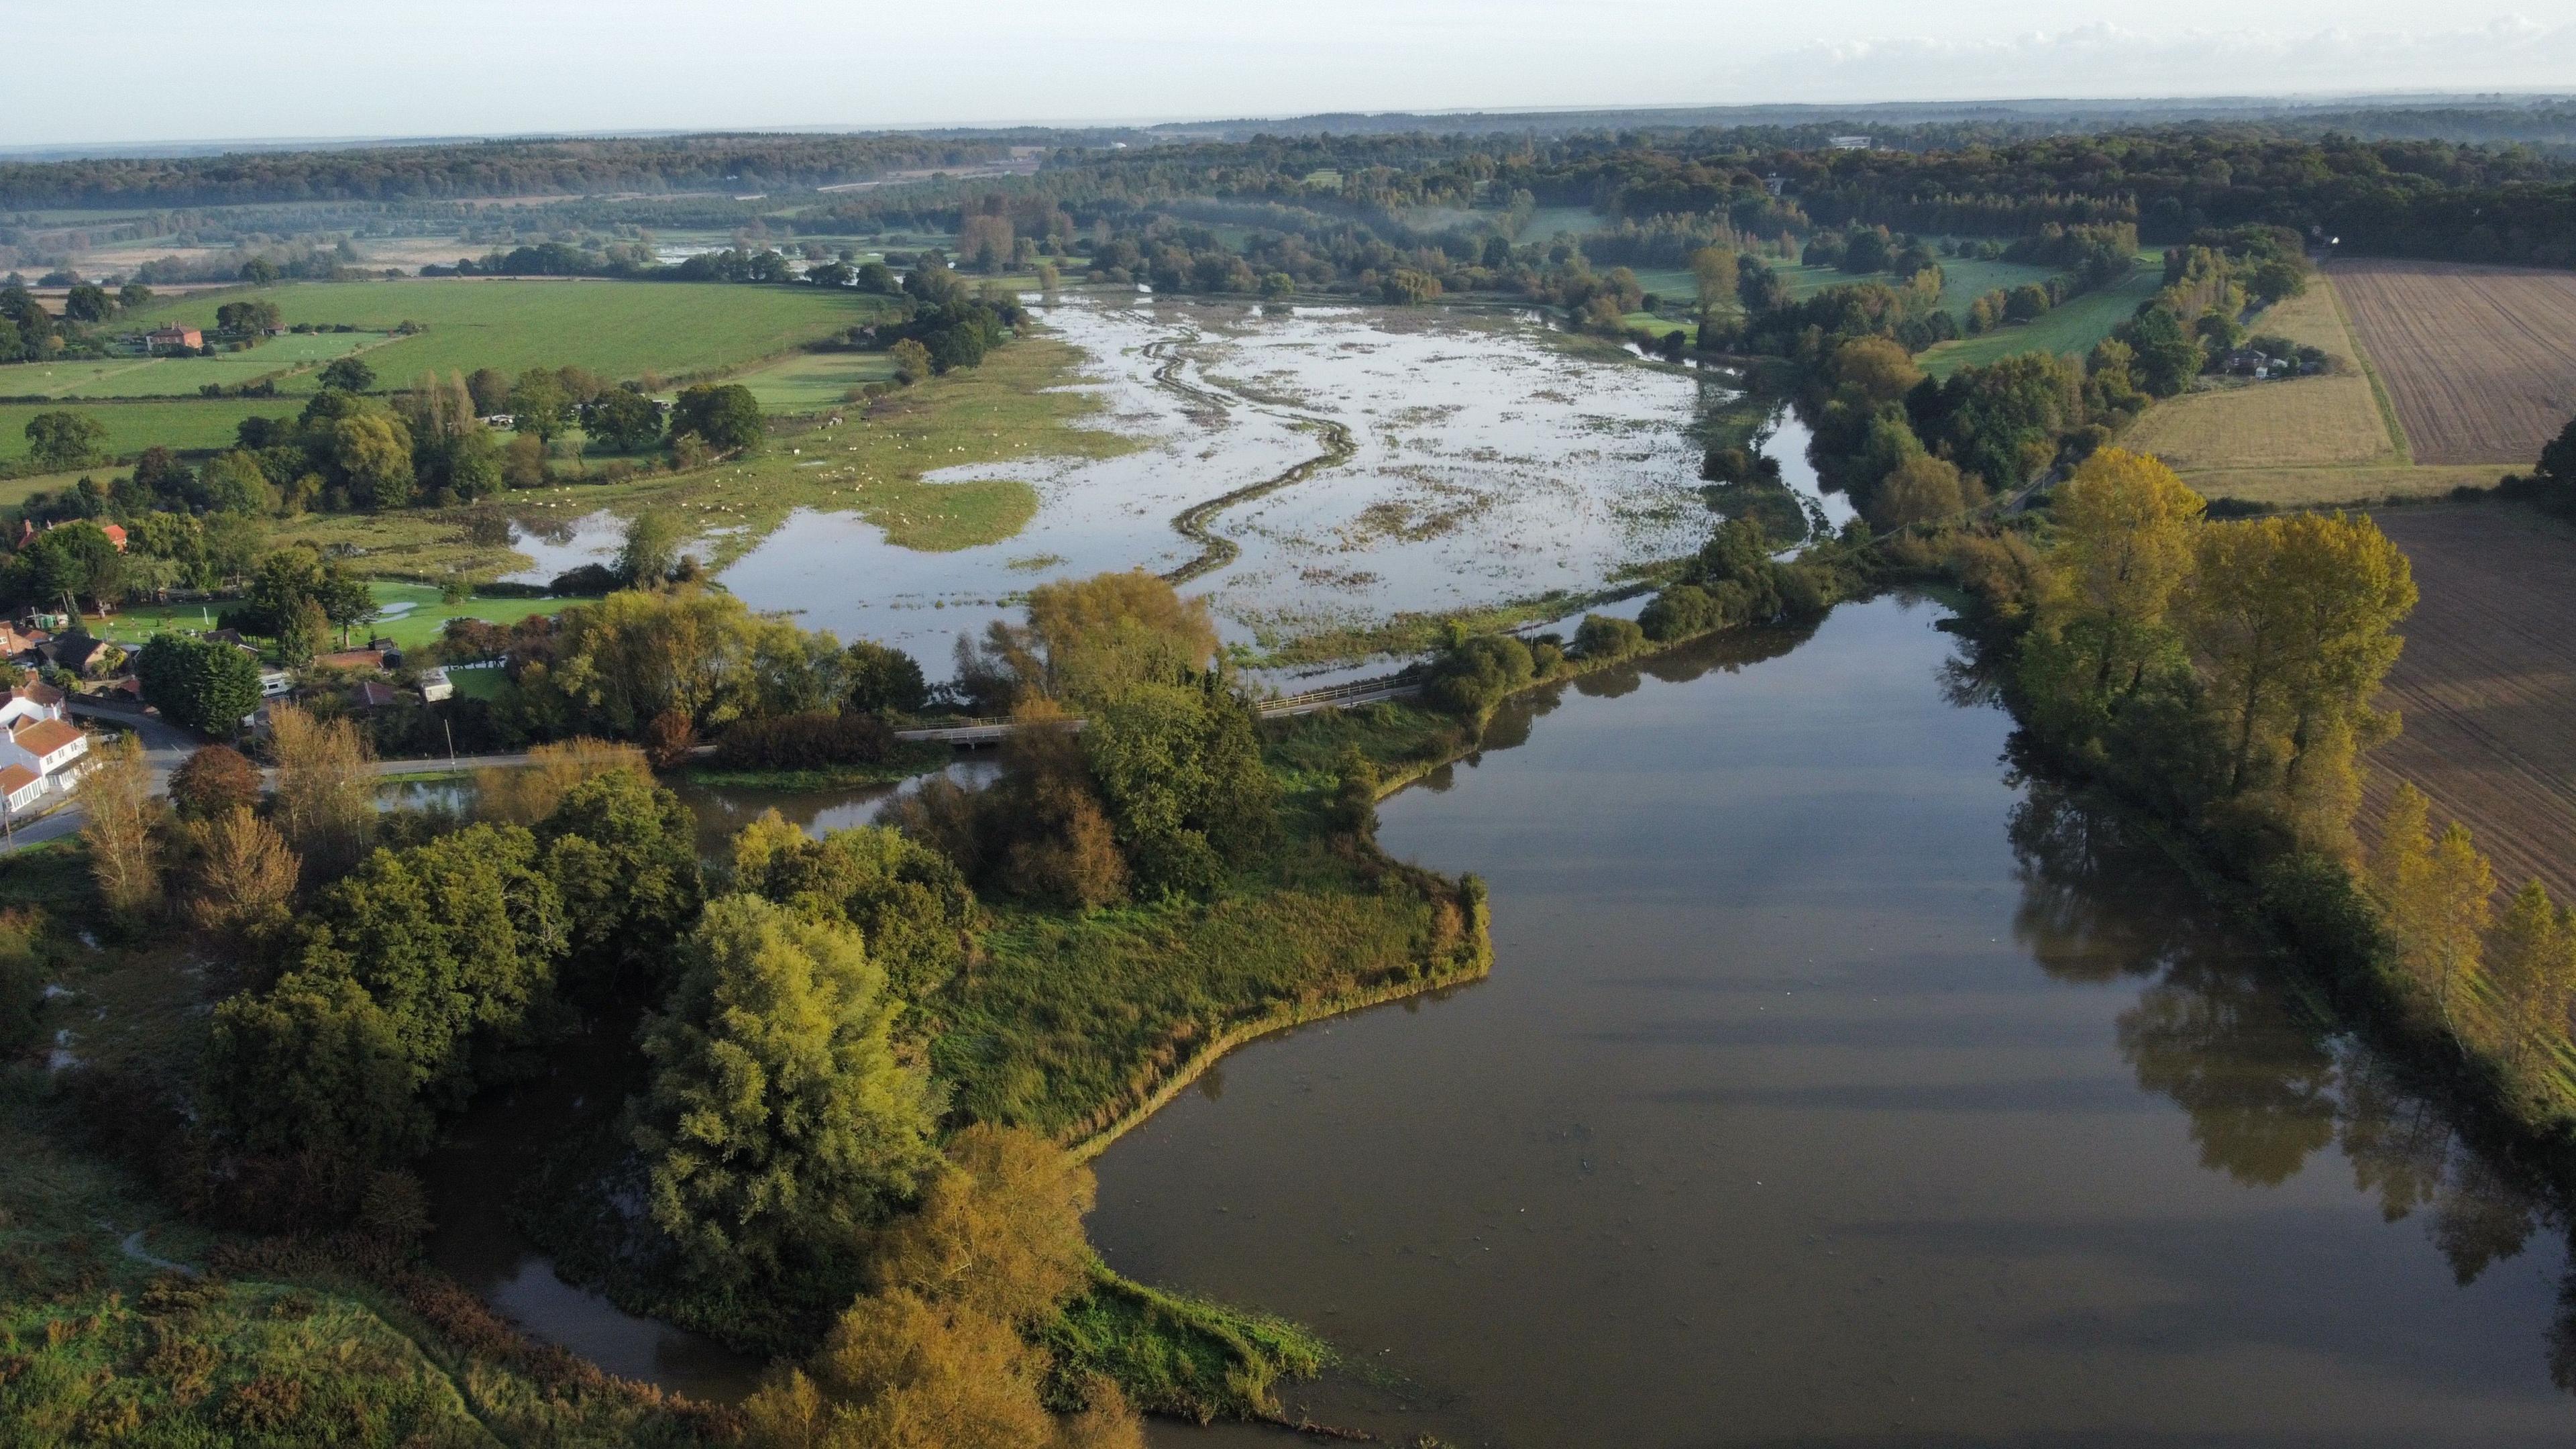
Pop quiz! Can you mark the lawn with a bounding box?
[118,279,892,388]
[0,397,294,465]
[83,580,586,653]
[1917,267,2165,377]
[0,331,381,400]
[727,348,902,415]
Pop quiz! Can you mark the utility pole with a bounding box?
[444,716,455,765]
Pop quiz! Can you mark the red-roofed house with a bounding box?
[0,681,66,731]
[1,716,87,798]
[146,326,203,352]
[0,764,42,815]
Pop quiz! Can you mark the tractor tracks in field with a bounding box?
[1145,328,1356,585]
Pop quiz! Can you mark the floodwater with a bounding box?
[505,300,1730,675]
[1091,595,2576,1448]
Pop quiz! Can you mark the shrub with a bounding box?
[1638,584,1719,642]
[1572,614,1646,661]
[712,711,895,770]
[170,744,264,820]
[1426,633,1535,719]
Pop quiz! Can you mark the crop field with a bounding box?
[120,279,890,387]
[2124,375,2395,470]
[2363,504,2576,903]
[0,396,293,464]
[2330,258,2576,466]
[0,330,380,400]
[730,349,902,414]
[1918,268,2165,377]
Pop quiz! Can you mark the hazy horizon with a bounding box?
[4,3,2573,150]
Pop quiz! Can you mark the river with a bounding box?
[1087,594,2576,1448]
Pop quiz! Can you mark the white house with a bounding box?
[0,716,89,798]
[419,666,453,703]
[0,764,42,814]
[0,681,67,732]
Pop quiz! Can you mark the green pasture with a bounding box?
[119,279,892,388]
[0,330,382,400]
[1518,205,1599,241]
[0,397,292,464]
[87,580,582,653]
[729,349,902,415]
[1916,267,2164,377]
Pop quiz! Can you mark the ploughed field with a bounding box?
[2329,259,2576,466]
[2367,504,2576,902]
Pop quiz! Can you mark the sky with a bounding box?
[5,2,2575,148]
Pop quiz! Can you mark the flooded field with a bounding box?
[1091,596,2576,1448]
[521,299,1738,673]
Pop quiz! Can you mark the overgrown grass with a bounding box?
[1917,267,2166,377]
[1044,1265,1334,1424]
[726,348,901,415]
[676,741,953,792]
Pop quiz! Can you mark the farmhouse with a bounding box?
[146,325,203,352]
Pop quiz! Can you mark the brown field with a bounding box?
[2330,258,2576,466]
[2124,374,2394,471]
[2364,504,2576,902]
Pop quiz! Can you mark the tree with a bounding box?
[318,357,377,392]
[474,737,648,826]
[587,387,665,453]
[239,257,280,286]
[278,596,329,668]
[743,1291,1061,1449]
[136,635,263,737]
[2124,306,2204,396]
[889,337,934,386]
[2043,448,2206,704]
[845,641,927,716]
[1083,680,1275,898]
[201,450,276,514]
[267,702,375,875]
[616,509,684,588]
[1688,246,1739,314]
[1014,570,1217,705]
[465,367,513,416]
[508,368,570,441]
[170,743,264,820]
[546,588,820,737]
[20,521,123,611]
[180,807,299,949]
[329,412,415,510]
[633,894,942,1288]
[62,283,113,323]
[2371,783,2494,1035]
[727,813,978,1004]
[78,735,162,916]
[118,282,153,312]
[670,384,763,452]
[2534,416,2576,489]
[2486,881,2576,1084]
[24,411,107,471]
[867,1124,1095,1324]
[535,770,702,992]
[1868,455,1968,530]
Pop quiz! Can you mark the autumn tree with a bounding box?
[727,813,977,1004]
[267,702,376,876]
[632,895,941,1291]
[865,1125,1095,1326]
[179,807,299,950]
[169,743,263,820]
[2485,881,2576,1087]
[474,736,647,826]
[1688,245,1739,315]
[78,735,162,916]
[1868,454,1968,531]
[2370,783,2495,1035]
[2042,448,2205,708]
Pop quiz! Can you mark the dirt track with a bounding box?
[2330,259,2576,466]
[2366,504,2576,900]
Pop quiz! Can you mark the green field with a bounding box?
[729,349,903,414]
[1518,206,1600,241]
[1916,267,2165,378]
[0,330,382,400]
[85,580,580,653]
[119,279,892,388]
[0,397,294,464]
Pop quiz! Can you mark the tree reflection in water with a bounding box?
[2008,775,2576,1386]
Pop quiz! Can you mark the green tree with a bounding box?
[1688,246,1739,314]
[136,634,263,737]
[727,812,978,1004]
[2486,881,2576,1085]
[200,449,276,514]
[21,520,123,611]
[508,368,570,441]
[670,383,764,452]
[889,337,934,386]
[239,257,280,286]
[844,640,928,716]
[24,411,107,471]
[615,509,684,588]
[586,387,665,452]
[329,412,415,510]
[319,356,377,392]
[1083,679,1275,898]
[62,283,113,323]
[633,894,941,1287]
[2533,416,2576,489]
[535,771,702,993]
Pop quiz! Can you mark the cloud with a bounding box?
[1732,17,2576,102]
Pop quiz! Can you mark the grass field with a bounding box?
[2187,464,2504,508]
[1917,268,2165,377]
[2125,375,2396,471]
[0,331,381,401]
[0,397,293,465]
[727,348,902,415]
[118,279,890,389]
[83,581,582,653]
[2363,504,2576,904]
[2329,258,2576,466]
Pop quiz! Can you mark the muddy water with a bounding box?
[1091,596,2576,1448]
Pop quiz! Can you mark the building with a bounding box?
[418,666,453,703]
[1827,136,1873,151]
[0,681,67,731]
[315,648,386,672]
[0,716,88,799]
[146,326,203,352]
[43,633,113,678]
[347,680,400,712]
[0,765,43,816]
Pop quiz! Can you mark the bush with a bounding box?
[1638,584,1719,642]
[1571,614,1646,661]
[1426,633,1534,719]
[712,710,895,770]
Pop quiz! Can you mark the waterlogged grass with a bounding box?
[728,348,902,415]
[1046,1267,1334,1424]
[1244,584,1662,669]
[121,280,890,386]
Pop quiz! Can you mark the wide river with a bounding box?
[1089,595,2576,1448]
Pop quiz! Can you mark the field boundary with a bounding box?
[2324,273,2416,464]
